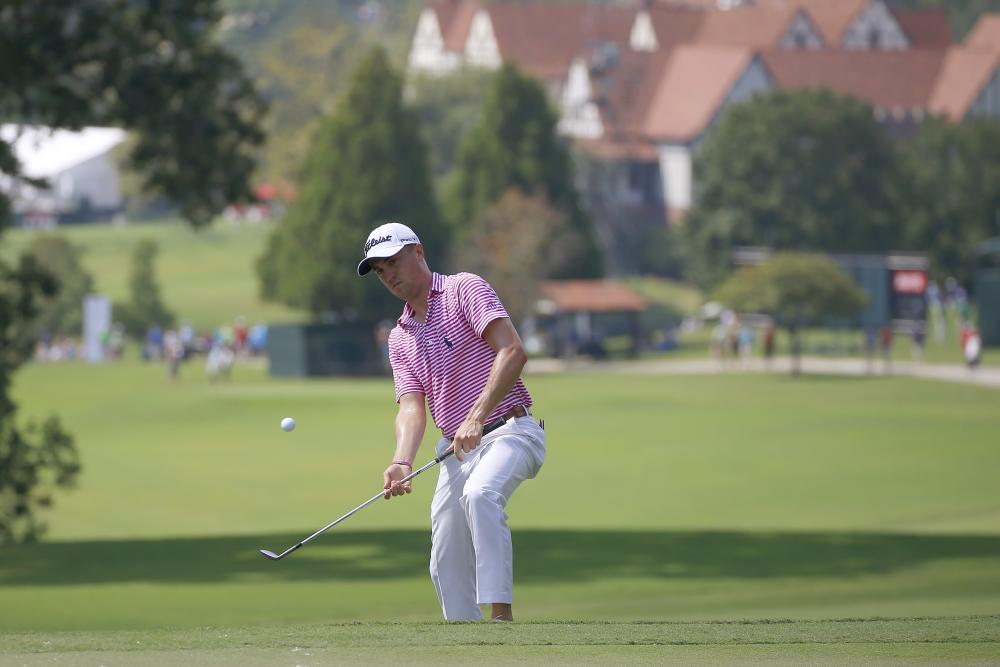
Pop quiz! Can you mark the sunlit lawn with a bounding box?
[3,359,998,633]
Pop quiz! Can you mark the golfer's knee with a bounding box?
[460,487,504,517]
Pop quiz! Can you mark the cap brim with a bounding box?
[356,243,406,276]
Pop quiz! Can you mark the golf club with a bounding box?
[259,417,510,560]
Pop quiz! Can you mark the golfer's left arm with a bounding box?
[451,318,527,460]
[384,392,426,498]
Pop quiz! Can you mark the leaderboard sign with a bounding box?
[887,257,929,323]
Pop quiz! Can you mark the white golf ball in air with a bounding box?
[280,417,296,432]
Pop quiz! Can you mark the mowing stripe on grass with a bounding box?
[3,616,998,654]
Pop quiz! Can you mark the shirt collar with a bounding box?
[397,272,445,327]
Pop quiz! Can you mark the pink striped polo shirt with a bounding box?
[388,272,533,438]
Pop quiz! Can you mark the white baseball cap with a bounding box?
[357,222,421,276]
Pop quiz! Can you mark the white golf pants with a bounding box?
[429,416,546,621]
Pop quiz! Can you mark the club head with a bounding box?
[259,549,281,560]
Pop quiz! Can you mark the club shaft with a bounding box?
[296,450,454,549]
[262,415,515,560]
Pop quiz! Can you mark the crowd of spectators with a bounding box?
[32,316,269,382]
[142,317,269,381]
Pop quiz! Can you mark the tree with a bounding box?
[21,236,96,339]
[898,117,1000,287]
[684,89,906,288]
[409,69,494,190]
[115,239,175,339]
[0,1,266,229]
[256,47,445,320]
[452,189,586,325]
[0,255,79,544]
[713,253,868,374]
[0,417,81,544]
[0,0,257,544]
[445,64,602,278]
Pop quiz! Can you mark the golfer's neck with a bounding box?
[407,280,432,323]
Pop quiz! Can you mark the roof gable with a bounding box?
[438,0,478,51]
[761,49,947,110]
[695,4,812,48]
[966,13,1000,52]
[642,45,756,141]
[636,6,705,51]
[594,50,675,139]
[928,48,1000,120]
[757,0,867,45]
[540,280,648,312]
[484,3,637,81]
[891,7,952,48]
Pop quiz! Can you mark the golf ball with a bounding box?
[280,417,296,432]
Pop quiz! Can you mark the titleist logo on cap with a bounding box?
[365,235,393,252]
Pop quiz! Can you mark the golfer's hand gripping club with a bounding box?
[259,418,506,561]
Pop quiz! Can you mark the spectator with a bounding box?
[927,280,945,343]
[248,322,268,356]
[145,325,163,361]
[107,323,125,360]
[911,320,926,363]
[710,321,728,363]
[234,316,249,355]
[737,322,755,368]
[179,322,195,359]
[864,326,878,375]
[164,330,184,381]
[960,323,982,370]
[762,323,776,370]
[879,325,893,375]
[205,342,235,381]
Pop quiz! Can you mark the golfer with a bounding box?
[357,222,546,622]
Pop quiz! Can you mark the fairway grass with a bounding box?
[4,361,999,648]
[3,617,998,665]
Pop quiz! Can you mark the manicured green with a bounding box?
[3,361,999,640]
[1,220,309,333]
[3,617,998,665]
[3,219,999,660]
[655,324,1000,366]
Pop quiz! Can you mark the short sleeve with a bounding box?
[389,334,423,403]
[454,273,509,338]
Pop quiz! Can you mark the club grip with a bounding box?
[437,414,512,462]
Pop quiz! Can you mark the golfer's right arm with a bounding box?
[383,391,426,499]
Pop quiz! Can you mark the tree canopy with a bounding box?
[115,239,176,339]
[0,254,78,544]
[713,253,868,374]
[20,236,95,339]
[684,89,906,287]
[408,69,493,191]
[445,63,602,278]
[256,46,445,320]
[0,1,262,541]
[898,117,1000,287]
[0,0,266,229]
[451,189,586,325]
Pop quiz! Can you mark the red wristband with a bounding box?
[392,459,412,468]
